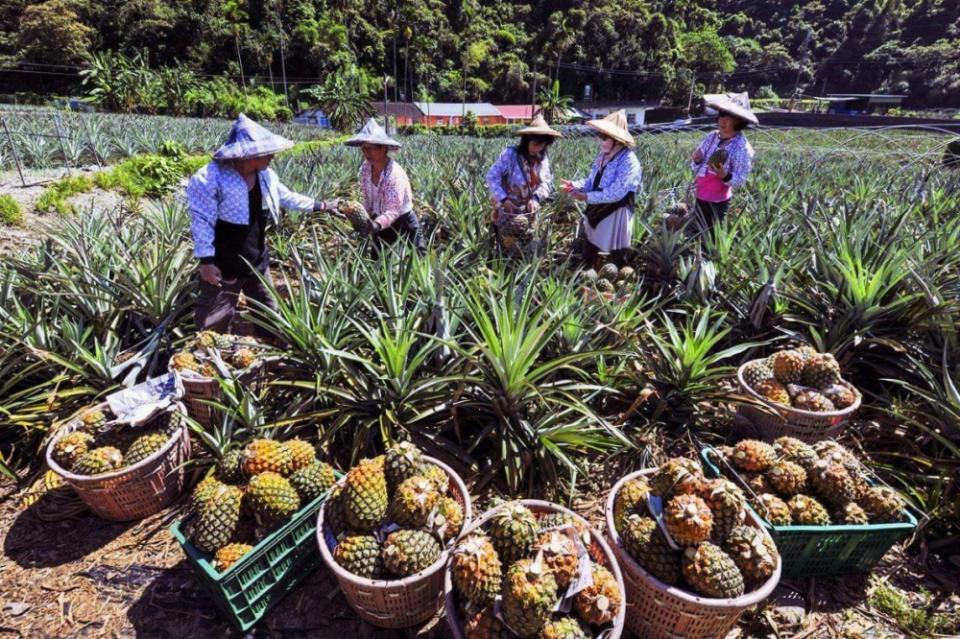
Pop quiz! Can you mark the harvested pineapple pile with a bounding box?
[52,406,184,475]
[451,501,621,638]
[187,438,337,572]
[326,442,464,580]
[169,331,263,378]
[581,262,637,296]
[743,346,860,412]
[714,438,909,526]
[613,458,779,598]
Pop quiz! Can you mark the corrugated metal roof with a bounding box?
[496,105,540,120]
[414,102,502,117]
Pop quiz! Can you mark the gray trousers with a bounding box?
[195,268,276,336]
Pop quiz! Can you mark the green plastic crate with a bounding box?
[170,476,340,632]
[700,447,917,579]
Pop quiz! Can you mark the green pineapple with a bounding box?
[124,431,169,466]
[246,472,301,528]
[382,529,441,577]
[595,278,615,294]
[391,476,439,528]
[289,461,337,502]
[418,462,449,494]
[451,534,503,606]
[189,475,225,512]
[621,514,682,585]
[339,200,373,233]
[649,457,703,498]
[773,436,818,469]
[52,431,94,471]
[699,479,746,543]
[541,617,590,639]
[502,558,558,637]
[323,484,347,537]
[742,359,774,388]
[384,441,424,491]
[191,484,244,553]
[801,353,842,388]
[598,263,619,281]
[860,487,906,523]
[333,532,384,578]
[72,446,124,475]
[217,449,246,484]
[613,476,650,533]
[573,563,621,626]
[723,525,778,586]
[681,542,745,598]
[430,495,464,542]
[489,501,540,565]
[808,460,857,505]
[787,494,831,525]
[343,460,389,531]
[767,460,809,498]
[757,493,792,526]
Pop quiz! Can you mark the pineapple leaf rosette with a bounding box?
[709,438,910,527]
[741,346,860,413]
[448,499,624,638]
[611,457,781,599]
[322,442,466,581]
[185,437,337,573]
[169,331,266,379]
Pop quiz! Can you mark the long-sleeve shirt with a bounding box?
[485,146,553,204]
[187,161,315,260]
[690,131,755,189]
[360,159,414,230]
[571,149,643,205]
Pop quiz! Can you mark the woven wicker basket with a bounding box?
[605,469,781,639]
[736,360,861,443]
[317,457,472,629]
[46,402,191,521]
[169,365,221,428]
[444,499,627,639]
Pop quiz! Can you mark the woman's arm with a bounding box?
[485,148,512,202]
[372,165,411,230]
[186,167,218,262]
[690,132,715,170]
[533,155,553,202]
[725,138,755,189]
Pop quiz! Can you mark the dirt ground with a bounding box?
[0,472,956,639]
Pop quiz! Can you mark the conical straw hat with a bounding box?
[345,118,402,148]
[586,110,635,147]
[515,114,562,138]
[704,93,758,126]
[213,114,295,160]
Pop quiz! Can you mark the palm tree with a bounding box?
[538,80,573,124]
[302,67,374,132]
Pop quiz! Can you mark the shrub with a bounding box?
[0,194,24,225]
[34,175,94,215]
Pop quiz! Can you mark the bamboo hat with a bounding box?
[704,93,758,126]
[515,114,562,138]
[345,118,402,149]
[586,110,635,147]
[214,114,295,160]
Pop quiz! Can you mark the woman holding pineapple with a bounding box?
[561,110,642,268]
[485,114,561,255]
[187,114,336,335]
[689,95,757,229]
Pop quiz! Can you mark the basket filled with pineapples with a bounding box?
[604,459,781,639]
[168,331,267,427]
[737,346,862,442]
[45,401,191,521]
[170,437,341,632]
[701,437,918,579]
[444,499,626,639]
[317,441,472,629]
[581,262,636,303]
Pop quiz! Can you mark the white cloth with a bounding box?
[583,205,633,251]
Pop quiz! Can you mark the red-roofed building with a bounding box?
[496,104,541,123]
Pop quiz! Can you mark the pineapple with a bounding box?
[230,347,257,369]
[621,514,682,585]
[192,484,244,553]
[342,460,389,531]
[170,350,200,373]
[190,475,225,512]
[743,472,772,495]
[754,378,791,405]
[793,390,835,412]
[246,472,301,527]
[52,431,94,471]
[757,493,792,526]
[681,543,744,598]
[618,265,637,282]
[339,200,373,234]
[217,449,246,484]
[801,353,842,388]
[787,494,831,526]
[418,462,449,494]
[580,268,598,284]
[538,512,591,547]
[541,617,590,639]
[452,535,503,606]
[732,440,776,473]
[795,345,818,360]
[808,460,857,505]
[502,213,533,239]
[242,439,293,477]
[384,441,424,491]
[464,604,504,639]
[595,278,615,294]
[282,439,316,472]
[769,350,804,384]
[193,330,219,349]
[723,525,778,586]
[767,460,808,497]
[573,563,621,626]
[214,543,253,573]
[811,440,845,459]
[613,476,650,533]
[430,496,464,542]
[289,461,337,502]
[72,446,124,475]
[742,359,774,388]
[699,479,746,543]
[822,384,858,410]
[664,494,713,546]
[773,436,818,469]
[382,530,441,577]
[333,532,384,578]
[489,501,540,565]
[832,501,869,525]
[598,263,619,281]
[123,431,169,466]
[535,530,579,587]
[502,558,558,637]
[323,484,347,537]
[392,476,439,528]
[649,458,703,499]
[860,487,905,523]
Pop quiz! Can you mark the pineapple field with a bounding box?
[0,113,958,637]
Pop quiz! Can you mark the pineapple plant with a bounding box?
[342,459,389,530]
[501,558,558,637]
[246,472,301,527]
[767,460,808,497]
[773,436,818,469]
[489,501,540,565]
[191,484,244,553]
[241,439,293,477]
[451,535,503,606]
[860,487,906,523]
[731,440,776,473]
[699,478,746,542]
[621,514,682,585]
[613,476,650,532]
[681,542,745,598]
[757,493,792,525]
[541,617,590,639]
[384,441,424,490]
[72,446,124,475]
[664,494,714,546]
[793,390,835,412]
[52,431,94,471]
[123,431,169,466]
[382,529,441,577]
[281,439,316,472]
[534,530,579,587]
[214,543,253,573]
[333,532,384,578]
[391,476,439,528]
[573,563,621,626]
[769,350,804,384]
[723,525,778,586]
[787,494,831,525]
[801,353,842,388]
[754,378,791,405]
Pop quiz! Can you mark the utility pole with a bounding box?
[789,29,813,111]
[686,69,697,117]
[531,60,538,115]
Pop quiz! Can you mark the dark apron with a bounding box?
[583,150,635,228]
[213,179,269,279]
[373,210,426,256]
